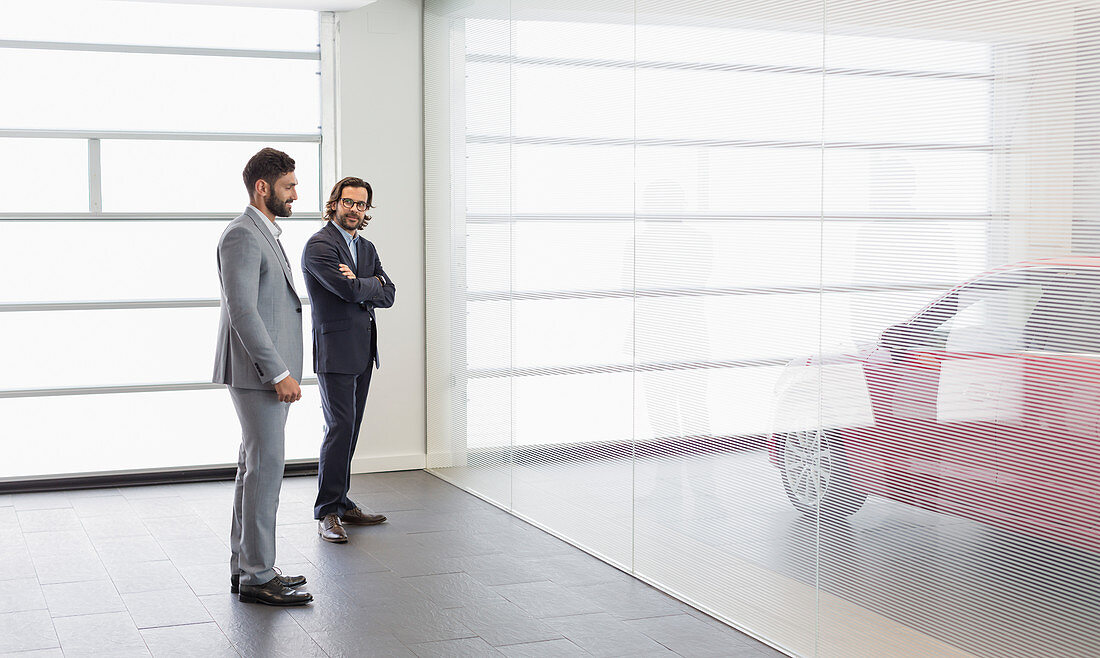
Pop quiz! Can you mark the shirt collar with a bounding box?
[246,204,282,239]
[335,222,358,247]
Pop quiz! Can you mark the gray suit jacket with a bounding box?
[213,206,304,389]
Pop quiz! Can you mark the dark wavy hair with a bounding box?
[324,176,374,224]
[242,147,295,197]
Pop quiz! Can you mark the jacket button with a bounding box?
[296,308,302,313]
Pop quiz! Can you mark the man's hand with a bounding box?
[274,376,302,403]
[338,263,356,280]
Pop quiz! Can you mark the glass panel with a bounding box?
[513,220,634,292]
[636,218,822,290]
[826,76,991,145]
[0,307,315,390]
[512,19,633,60]
[509,370,634,567]
[511,143,634,214]
[0,1,319,52]
[513,63,634,139]
[823,149,991,214]
[466,61,511,136]
[822,220,988,287]
[465,223,514,292]
[640,145,823,215]
[827,32,991,75]
[435,2,1100,658]
[0,385,323,480]
[0,138,88,212]
[637,23,824,69]
[465,142,511,215]
[637,67,823,143]
[101,141,321,214]
[0,219,320,304]
[0,49,321,133]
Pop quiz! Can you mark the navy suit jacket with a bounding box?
[301,221,396,374]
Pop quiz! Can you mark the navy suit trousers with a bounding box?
[313,362,374,519]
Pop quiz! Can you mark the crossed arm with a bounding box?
[302,239,395,306]
[336,263,397,309]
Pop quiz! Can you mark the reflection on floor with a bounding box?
[431,450,1100,658]
[0,470,782,657]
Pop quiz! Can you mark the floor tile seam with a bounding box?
[612,611,696,623]
[536,609,618,623]
[0,599,50,616]
[161,615,245,657]
[83,525,161,615]
[51,610,152,656]
[46,603,129,620]
[8,608,62,655]
[491,636,588,651]
[400,631,492,649]
[132,617,218,632]
[80,509,155,550]
[114,596,173,657]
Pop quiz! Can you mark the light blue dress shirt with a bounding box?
[336,223,358,269]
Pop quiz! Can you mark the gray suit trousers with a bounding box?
[227,385,288,586]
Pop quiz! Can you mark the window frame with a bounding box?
[0,12,337,481]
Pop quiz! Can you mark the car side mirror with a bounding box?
[880,324,928,352]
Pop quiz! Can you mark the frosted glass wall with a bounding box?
[425,1,1100,655]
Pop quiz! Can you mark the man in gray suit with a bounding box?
[213,148,312,606]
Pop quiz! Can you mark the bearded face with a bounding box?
[265,186,294,217]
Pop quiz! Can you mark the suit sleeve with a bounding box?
[302,235,391,305]
[218,226,287,384]
[371,253,396,309]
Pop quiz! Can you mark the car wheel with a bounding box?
[780,428,867,519]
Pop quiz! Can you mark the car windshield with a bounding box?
[1025,270,1100,353]
[907,268,1100,354]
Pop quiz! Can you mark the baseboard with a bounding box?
[351,453,426,473]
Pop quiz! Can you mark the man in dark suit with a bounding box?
[302,176,396,543]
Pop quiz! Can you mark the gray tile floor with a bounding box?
[435,452,1100,658]
[0,470,783,657]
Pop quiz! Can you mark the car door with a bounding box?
[866,272,1040,513]
[997,270,1100,539]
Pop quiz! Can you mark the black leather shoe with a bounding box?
[238,576,313,606]
[340,507,387,526]
[231,569,306,594]
[318,513,348,543]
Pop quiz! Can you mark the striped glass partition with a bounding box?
[425,1,1100,655]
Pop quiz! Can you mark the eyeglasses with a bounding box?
[339,198,370,211]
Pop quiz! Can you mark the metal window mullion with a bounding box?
[466,133,993,152]
[0,129,320,142]
[465,52,993,82]
[0,39,319,61]
[319,12,340,197]
[88,138,102,213]
[0,297,310,313]
[0,377,319,400]
[464,212,993,223]
[0,213,323,221]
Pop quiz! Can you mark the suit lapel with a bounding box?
[244,208,298,296]
[325,221,357,269]
[355,237,367,277]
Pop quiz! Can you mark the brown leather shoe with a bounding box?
[340,507,387,526]
[318,513,348,543]
[238,575,313,606]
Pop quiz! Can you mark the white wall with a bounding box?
[335,0,426,472]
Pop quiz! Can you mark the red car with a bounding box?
[769,258,1100,552]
